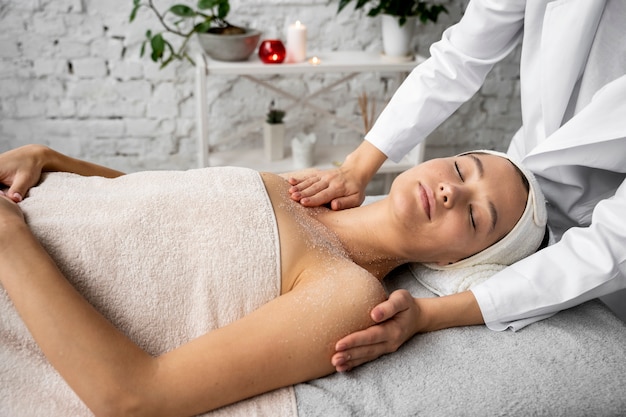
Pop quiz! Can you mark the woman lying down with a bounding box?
[0,145,546,416]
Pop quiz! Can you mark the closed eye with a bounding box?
[456,160,476,229]
[454,161,464,181]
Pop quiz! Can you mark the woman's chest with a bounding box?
[262,175,349,293]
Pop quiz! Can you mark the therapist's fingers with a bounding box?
[332,326,391,372]
[298,180,364,209]
[282,168,322,186]
[332,290,420,372]
[288,176,328,200]
[369,289,414,322]
[328,192,365,211]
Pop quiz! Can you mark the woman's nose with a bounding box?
[439,182,464,207]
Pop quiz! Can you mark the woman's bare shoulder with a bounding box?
[260,171,288,188]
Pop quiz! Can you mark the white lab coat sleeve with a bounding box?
[365,0,526,162]
[472,177,626,331]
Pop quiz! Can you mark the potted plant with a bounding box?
[129,0,261,67]
[336,0,448,58]
[264,100,286,161]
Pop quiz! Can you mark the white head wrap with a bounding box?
[410,150,548,296]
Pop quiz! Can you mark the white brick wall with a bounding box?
[0,0,521,172]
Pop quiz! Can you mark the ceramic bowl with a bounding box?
[197,29,262,62]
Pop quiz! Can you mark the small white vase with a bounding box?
[381,14,417,59]
[263,122,285,161]
[291,133,317,169]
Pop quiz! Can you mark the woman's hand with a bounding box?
[0,145,48,202]
[0,145,124,202]
[331,290,421,372]
[0,192,25,228]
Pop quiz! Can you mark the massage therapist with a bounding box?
[285,0,626,371]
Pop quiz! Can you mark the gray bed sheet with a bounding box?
[295,265,626,417]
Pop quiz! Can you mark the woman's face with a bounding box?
[388,153,528,265]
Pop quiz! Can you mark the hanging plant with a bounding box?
[129,0,245,67]
[337,0,448,26]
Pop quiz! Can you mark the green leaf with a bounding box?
[217,1,229,19]
[194,20,213,34]
[140,40,146,57]
[170,4,196,17]
[197,0,218,10]
[337,0,353,13]
[355,0,369,10]
[129,4,139,22]
[150,33,165,61]
[368,5,383,17]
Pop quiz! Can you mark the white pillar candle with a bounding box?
[286,20,307,63]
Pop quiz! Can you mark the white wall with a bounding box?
[0,0,522,172]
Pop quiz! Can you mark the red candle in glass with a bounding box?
[258,40,286,64]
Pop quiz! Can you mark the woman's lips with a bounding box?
[420,183,435,220]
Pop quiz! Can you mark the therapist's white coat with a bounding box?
[366,0,626,330]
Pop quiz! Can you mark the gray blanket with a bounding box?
[296,265,626,417]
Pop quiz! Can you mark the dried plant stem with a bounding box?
[358,91,377,133]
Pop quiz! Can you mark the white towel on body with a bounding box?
[0,167,297,417]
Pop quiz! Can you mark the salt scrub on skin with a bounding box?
[289,267,385,348]
[275,184,347,258]
[272,181,386,349]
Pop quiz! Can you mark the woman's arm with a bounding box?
[0,196,157,415]
[332,289,483,372]
[0,145,124,202]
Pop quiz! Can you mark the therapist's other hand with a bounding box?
[331,290,485,371]
[0,144,47,203]
[331,290,420,372]
[286,166,367,210]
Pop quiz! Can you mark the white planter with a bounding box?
[381,15,417,59]
[263,122,285,161]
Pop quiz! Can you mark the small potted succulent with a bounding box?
[264,100,286,161]
[336,0,448,58]
[129,0,261,67]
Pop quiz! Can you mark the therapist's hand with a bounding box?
[331,290,421,372]
[285,166,367,210]
[0,145,48,203]
[285,140,388,210]
[331,290,485,372]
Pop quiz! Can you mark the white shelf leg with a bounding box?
[196,53,209,168]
